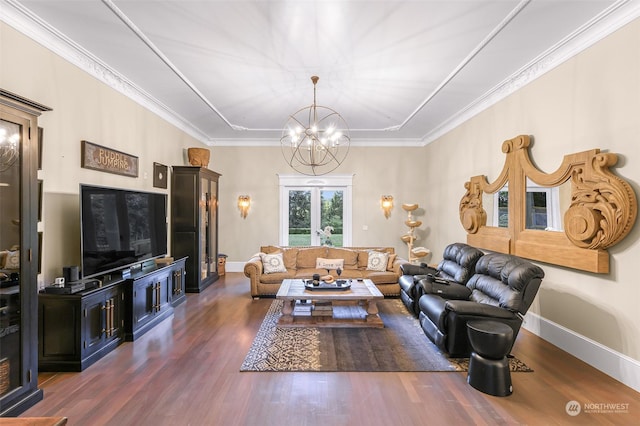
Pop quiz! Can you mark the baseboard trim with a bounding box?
[226,261,245,273]
[523,312,640,393]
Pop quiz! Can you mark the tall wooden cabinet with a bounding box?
[0,90,50,416]
[171,166,220,293]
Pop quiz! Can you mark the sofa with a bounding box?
[398,243,484,316]
[244,245,408,298]
[418,252,545,357]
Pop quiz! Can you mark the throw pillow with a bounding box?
[316,257,344,270]
[260,252,287,274]
[386,253,397,271]
[4,250,19,270]
[367,251,388,272]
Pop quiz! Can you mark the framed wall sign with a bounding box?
[81,140,138,177]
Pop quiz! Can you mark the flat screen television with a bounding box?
[80,184,168,279]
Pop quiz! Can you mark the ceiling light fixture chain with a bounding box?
[281,75,350,176]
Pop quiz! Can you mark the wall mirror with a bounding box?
[459,135,637,273]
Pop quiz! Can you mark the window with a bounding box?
[492,180,561,230]
[493,188,509,228]
[279,175,353,247]
[524,184,562,231]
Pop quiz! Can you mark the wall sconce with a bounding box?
[237,195,251,219]
[381,195,394,219]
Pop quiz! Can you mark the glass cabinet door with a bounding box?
[0,118,23,399]
[200,177,208,282]
[208,178,217,277]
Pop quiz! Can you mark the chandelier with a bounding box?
[281,76,350,176]
[0,126,20,172]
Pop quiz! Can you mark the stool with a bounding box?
[466,320,514,396]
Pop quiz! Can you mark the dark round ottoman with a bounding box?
[466,320,514,396]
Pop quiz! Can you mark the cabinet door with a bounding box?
[208,177,218,279]
[200,176,209,282]
[39,296,80,360]
[199,175,218,284]
[103,285,123,344]
[156,272,171,314]
[132,277,155,328]
[170,263,186,306]
[81,292,107,359]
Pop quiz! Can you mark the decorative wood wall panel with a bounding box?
[459,135,637,273]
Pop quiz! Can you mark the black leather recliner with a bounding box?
[398,243,483,316]
[418,252,545,357]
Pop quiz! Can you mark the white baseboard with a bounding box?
[523,312,640,393]
[225,261,246,273]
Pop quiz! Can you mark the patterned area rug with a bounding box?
[240,299,533,372]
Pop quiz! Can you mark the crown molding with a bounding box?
[421,0,640,146]
[0,0,212,144]
[2,0,638,148]
[208,137,425,148]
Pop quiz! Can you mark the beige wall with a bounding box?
[2,15,639,368]
[1,22,431,283]
[422,18,640,361]
[1,23,207,283]
[212,145,431,262]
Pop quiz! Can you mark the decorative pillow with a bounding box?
[260,252,287,274]
[386,253,397,271]
[316,257,344,270]
[0,251,7,269]
[367,251,389,272]
[4,250,20,270]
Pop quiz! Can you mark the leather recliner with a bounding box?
[418,252,545,357]
[398,243,483,316]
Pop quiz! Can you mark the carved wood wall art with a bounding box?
[459,135,637,273]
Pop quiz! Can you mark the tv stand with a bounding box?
[38,257,187,371]
[121,261,147,279]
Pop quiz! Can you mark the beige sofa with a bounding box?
[244,245,408,298]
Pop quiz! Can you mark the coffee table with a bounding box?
[276,279,384,328]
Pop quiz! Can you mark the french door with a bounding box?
[279,175,352,247]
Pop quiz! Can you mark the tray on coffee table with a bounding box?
[304,280,351,291]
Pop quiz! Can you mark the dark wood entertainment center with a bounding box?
[37,258,186,372]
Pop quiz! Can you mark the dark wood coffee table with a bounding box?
[276,279,384,328]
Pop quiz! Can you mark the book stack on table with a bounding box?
[293,300,312,316]
[312,301,333,316]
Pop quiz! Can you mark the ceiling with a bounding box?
[2,0,638,146]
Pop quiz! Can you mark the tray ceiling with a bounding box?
[1,0,638,146]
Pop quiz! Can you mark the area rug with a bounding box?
[240,299,532,373]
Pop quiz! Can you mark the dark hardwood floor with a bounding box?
[21,273,639,425]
